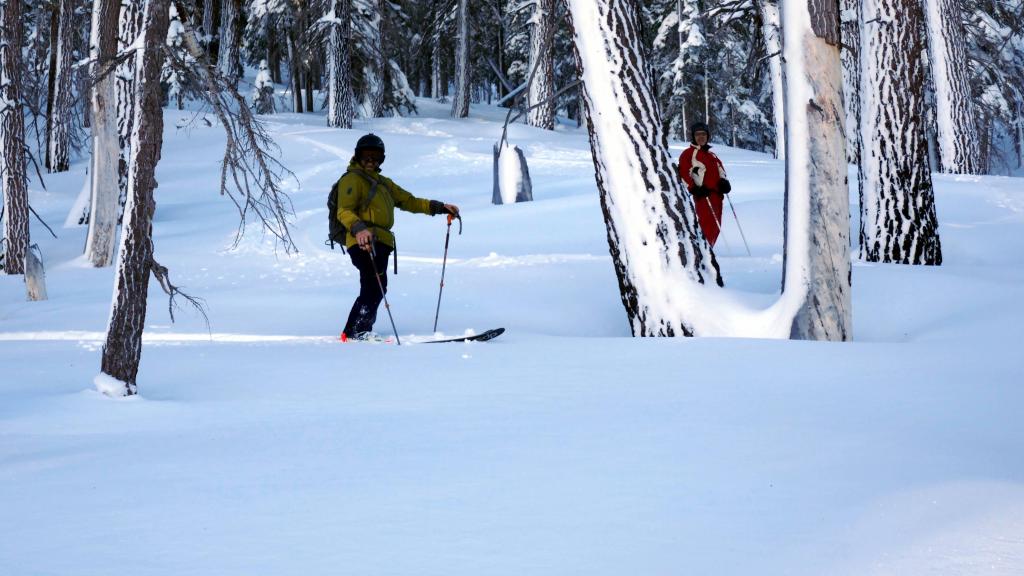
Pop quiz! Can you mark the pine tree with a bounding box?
[101,0,173,395]
[1,0,30,276]
[780,0,852,340]
[526,0,555,129]
[84,0,122,267]
[46,0,76,173]
[859,0,943,264]
[840,0,861,166]
[217,0,243,85]
[326,0,354,127]
[450,0,470,117]
[565,0,722,336]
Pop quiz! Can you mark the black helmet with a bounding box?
[355,133,385,155]
[690,122,710,143]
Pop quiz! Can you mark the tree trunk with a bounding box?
[118,0,143,208]
[367,0,386,117]
[859,0,942,264]
[840,0,861,166]
[84,0,122,267]
[565,0,722,337]
[287,30,303,113]
[758,0,786,160]
[450,0,470,118]
[781,0,852,341]
[101,0,172,395]
[924,0,981,174]
[1,0,30,276]
[527,0,555,130]
[217,0,241,86]
[47,0,75,173]
[327,0,354,128]
[431,38,443,101]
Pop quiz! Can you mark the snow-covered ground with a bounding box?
[2,98,1023,575]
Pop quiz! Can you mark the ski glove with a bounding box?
[690,185,711,199]
[719,179,732,194]
[429,200,449,216]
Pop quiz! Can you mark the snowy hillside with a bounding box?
[2,99,1023,575]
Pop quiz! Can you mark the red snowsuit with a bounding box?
[678,144,728,247]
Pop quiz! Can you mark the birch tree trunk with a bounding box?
[565,0,722,337]
[118,0,143,205]
[450,0,470,118]
[859,0,943,265]
[46,0,76,173]
[101,0,172,395]
[924,0,981,174]
[326,0,354,128]
[781,0,852,341]
[85,0,122,267]
[527,0,555,130]
[1,0,30,276]
[840,0,861,166]
[758,0,786,160]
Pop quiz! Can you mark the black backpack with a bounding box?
[327,170,379,251]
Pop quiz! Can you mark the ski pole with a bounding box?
[432,213,461,332]
[704,196,732,254]
[370,244,401,346]
[725,194,752,256]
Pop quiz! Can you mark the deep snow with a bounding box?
[2,97,1023,575]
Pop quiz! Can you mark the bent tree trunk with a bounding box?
[101,0,172,395]
[1,0,30,276]
[565,0,721,337]
[781,0,852,341]
[85,0,122,267]
[859,0,942,264]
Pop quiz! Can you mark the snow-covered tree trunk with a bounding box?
[859,0,942,264]
[326,0,354,128]
[1,0,30,276]
[46,0,75,173]
[840,0,861,166]
[118,0,143,205]
[101,0,172,395]
[202,0,215,46]
[758,0,786,160]
[924,0,981,174]
[431,39,443,101]
[527,0,555,130]
[84,0,122,267]
[450,0,469,118]
[781,0,852,341]
[252,59,275,114]
[217,0,241,86]
[565,0,722,337]
[365,0,385,117]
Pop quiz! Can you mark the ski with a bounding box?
[339,328,505,344]
[422,327,505,344]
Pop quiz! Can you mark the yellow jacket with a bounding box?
[334,161,440,249]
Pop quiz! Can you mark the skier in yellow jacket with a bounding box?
[336,133,459,340]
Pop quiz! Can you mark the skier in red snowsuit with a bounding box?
[678,122,732,247]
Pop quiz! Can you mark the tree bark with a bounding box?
[327,0,354,128]
[217,0,241,86]
[1,0,30,275]
[47,0,76,173]
[840,0,861,166]
[101,0,172,395]
[859,0,942,264]
[450,0,470,118]
[781,0,852,341]
[527,0,555,130]
[924,0,981,174]
[84,0,122,267]
[118,0,144,207]
[758,0,786,160]
[565,0,722,336]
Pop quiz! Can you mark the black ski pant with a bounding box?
[343,241,392,337]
